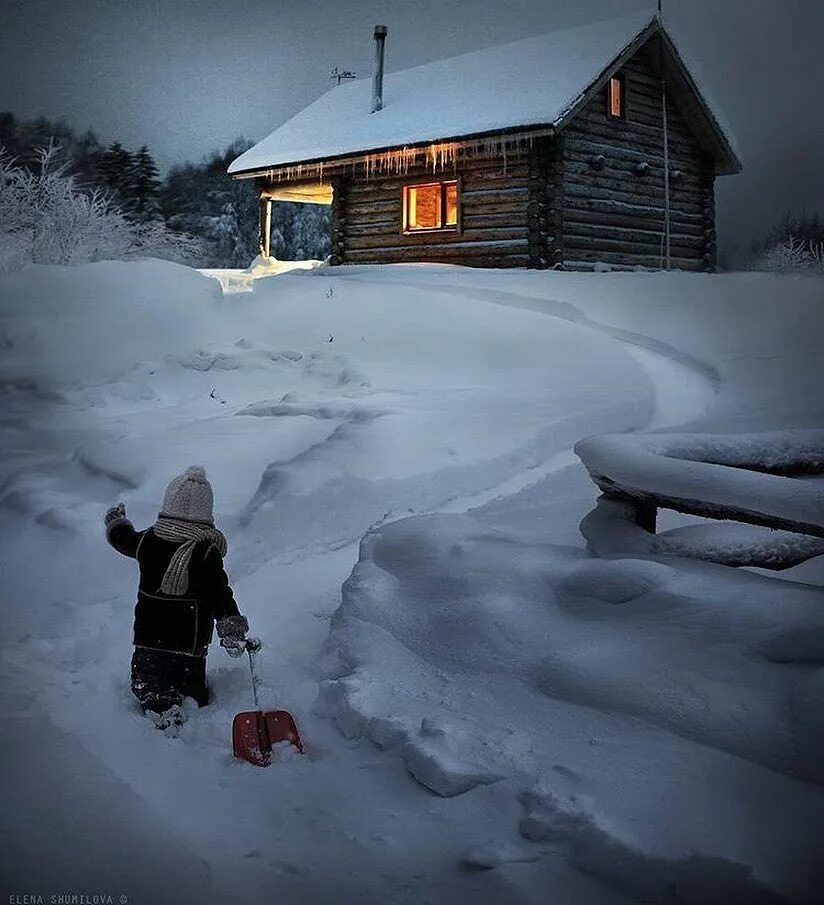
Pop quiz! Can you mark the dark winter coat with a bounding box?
[107,522,241,658]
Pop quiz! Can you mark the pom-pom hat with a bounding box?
[160,465,215,525]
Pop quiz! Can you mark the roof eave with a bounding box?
[228,123,557,180]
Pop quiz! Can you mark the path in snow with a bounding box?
[333,270,722,388]
[329,271,718,521]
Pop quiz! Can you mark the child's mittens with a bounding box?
[217,614,249,658]
[104,502,129,533]
[105,502,126,524]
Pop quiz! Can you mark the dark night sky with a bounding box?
[1,0,822,261]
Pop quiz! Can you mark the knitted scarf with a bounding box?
[153,516,228,596]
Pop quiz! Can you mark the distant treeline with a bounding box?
[0,112,330,268]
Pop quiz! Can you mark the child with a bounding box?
[105,465,250,724]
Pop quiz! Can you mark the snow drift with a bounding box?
[2,259,823,904]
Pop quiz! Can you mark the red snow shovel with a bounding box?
[232,640,303,766]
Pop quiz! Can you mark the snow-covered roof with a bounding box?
[229,12,740,176]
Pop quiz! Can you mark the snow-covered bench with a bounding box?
[575,430,824,569]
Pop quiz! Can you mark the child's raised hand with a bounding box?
[104,502,127,525]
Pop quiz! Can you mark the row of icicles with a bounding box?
[262,132,546,184]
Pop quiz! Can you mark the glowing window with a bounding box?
[403,181,459,231]
[608,76,624,119]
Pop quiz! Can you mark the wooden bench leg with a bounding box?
[631,501,657,534]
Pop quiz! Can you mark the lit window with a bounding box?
[403,181,459,231]
[608,76,624,119]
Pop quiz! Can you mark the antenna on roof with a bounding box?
[657,0,663,16]
[330,66,357,85]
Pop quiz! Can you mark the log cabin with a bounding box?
[228,12,741,272]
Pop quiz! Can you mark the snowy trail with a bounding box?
[436,347,714,518]
[329,270,716,520]
[333,270,722,388]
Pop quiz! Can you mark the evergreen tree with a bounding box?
[130,146,161,221]
[95,142,138,213]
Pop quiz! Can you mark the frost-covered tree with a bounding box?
[752,236,824,276]
[0,112,331,268]
[289,203,331,261]
[0,112,103,188]
[0,145,201,270]
[749,211,824,275]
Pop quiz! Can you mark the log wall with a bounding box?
[332,155,532,268]
[558,41,717,272]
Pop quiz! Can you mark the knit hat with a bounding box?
[160,466,215,524]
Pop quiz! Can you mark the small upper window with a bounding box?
[607,75,624,119]
[403,181,458,232]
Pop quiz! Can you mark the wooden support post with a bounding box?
[631,500,657,534]
[262,199,272,258]
[258,197,272,258]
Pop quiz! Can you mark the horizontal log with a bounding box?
[565,116,702,160]
[562,193,703,222]
[628,108,694,136]
[562,175,705,210]
[460,199,529,216]
[563,140,705,176]
[563,248,705,271]
[346,198,399,213]
[564,222,704,249]
[564,206,705,236]
[564,231,703,256]
[460,186,529,201]
[582,90,694,134]
[462,211,530,229]
[343,248,531,267]
[563,131,695,167]
[344,227,527,251]
[344,238,528,259]
[564,157,705,192]
[464,174,530,189]
[623,67,663,89]
[596,483,824,540]
[349,172,529,200]
[343,219,397,236]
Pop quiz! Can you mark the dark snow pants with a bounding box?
[131,646,209,714]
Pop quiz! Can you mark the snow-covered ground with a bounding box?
[0,260,822,904]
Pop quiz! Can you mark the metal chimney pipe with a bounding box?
[371,25,388,113]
